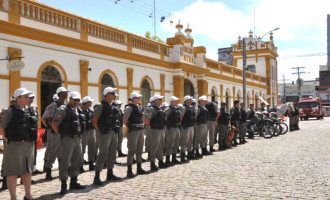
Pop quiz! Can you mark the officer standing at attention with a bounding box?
[144,101,152,160]
[80,96,96,171]
[145,94,169,171]
[246,104,256,139]
[230,100,241,146]
[217,102,230,150]
[239,103,248,144]
[92,87,121,185]
[179,95,195,163]
[205,100,220,152]
[194,96,210,158]
[0,88,36,200]
[115,100,127,158]
[43,87,69,180]
[51,91,85,195]
[164,96,181,165]
[123,92,148,178]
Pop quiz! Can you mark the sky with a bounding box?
[37,0,329,82]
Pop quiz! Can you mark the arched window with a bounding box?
[101,73,115,99]
[211,88,216,102]
[141,79,151,109]
[184,79,194,97]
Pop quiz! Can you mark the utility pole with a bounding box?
[242,38,247,105]
[292,67,306,100]
[282,74,290,103]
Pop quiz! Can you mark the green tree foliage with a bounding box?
[145,31,163,43]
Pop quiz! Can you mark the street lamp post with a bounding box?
[242,27,280,105]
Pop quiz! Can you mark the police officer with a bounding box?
[51,91,85,195]
[217,102,230,150]
[43,87,69,180]
[123,92,148,177]
[205,100,220,152]
[194,96,210,157]
[164,96,181,165]
[80,96,96,171]
[93,87,121,185]
[27,93,42,175]
[144,101,152,160]
[146,94,169,171]
[246,104,256,139]
[0,88,36,200]
[239,103,248,144]
[230,100,241,146]
[179,95,195,163]
[115,100,126,157]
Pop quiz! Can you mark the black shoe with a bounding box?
[158,160,170,169]
[210,147,216,153]
[32,170,43,175]
[202,148,212,156]
[187,151,196,160]
[218,146,226,151]
[239,139,245,144]
[172,154,180,164]
[106,169,121,181]
[165,155,174,166]
[69,177,85,190]
[79,166,85,174]
[232,140,238,147]
[150,162,159,171]
[83,160,88,165]
[45,167,52,180]
[23,196,33,200]
[137,163,149,175]
[133,159,137,164]
[118,151,127,157]
[93,172,103,185]
[1,176,7,190]
[180,153,189,163]
[60,180,67,195]
[127,165,136,178]
[89,161,95,171]
[243,138,248,143]
[195,149,203,158]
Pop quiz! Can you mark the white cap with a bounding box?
[70,91,81,100]
[177,103,183,108]
[103,87,117,96]
[169,96,179,102]
[147,103,152,107]
[56,87,69,94]
[14,88,33,98]
[53,94,59,99]
[130,92,142,99]
[183,95,193,102]
[82,96,94,103]
[152,94,164,101]
[10,96,15,102]
[149,97,154,102]
[192,99,197,103]
[115,100,123,105]
[198,95,208,101]
[29,93,35,98]
[162,102,169,107]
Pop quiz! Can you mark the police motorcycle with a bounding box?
[246,111,275,139]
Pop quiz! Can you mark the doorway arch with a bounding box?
[141,79,152,110]
[211,87,217,103]
[184,79,194,97]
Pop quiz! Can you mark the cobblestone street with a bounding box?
[1,118,329,200]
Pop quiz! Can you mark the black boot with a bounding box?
[187,151,196,160]
[118,150,127,157]
[45,167,52,180]
[150,162,159,171]
[79,165,85,174]
[180,153,189,163]
[59,180,67,195]
[165,155,173,166]
[202,148,212,156]
[232,140,238,147]
[239,139,245,144]
[106,169,121,181]
[1,176,7,190]
[172,154,180,164]
[210,146,216,153]
[158,160,170,169]
[137,163,149,175]
[243,137,248,143]
[127,165,135,178]
[88,161,95,171]
[70,176,85,190]
[195,149,203,158]
[93,171,103,185]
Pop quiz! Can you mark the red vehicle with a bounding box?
[298,96,322,120]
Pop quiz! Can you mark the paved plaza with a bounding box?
[0,118,329,199]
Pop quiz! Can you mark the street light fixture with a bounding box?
[242,27,280,105]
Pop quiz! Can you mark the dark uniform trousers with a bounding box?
[232,121,240,140]
[95,130,118,172]
[59,135,82,181]
[127,129,144,165]
[218,124,229,147]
